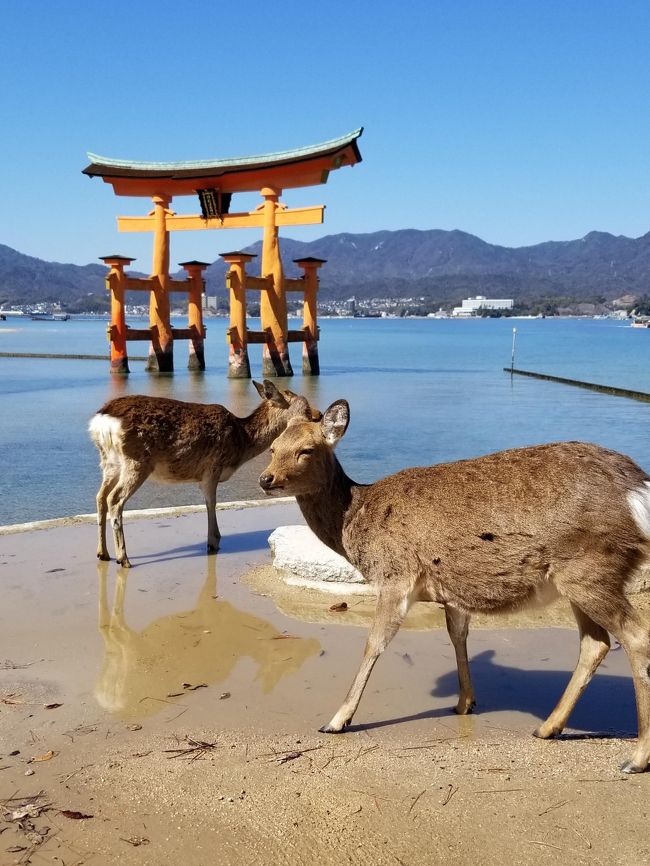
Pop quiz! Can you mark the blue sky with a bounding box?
[1,0,649,267]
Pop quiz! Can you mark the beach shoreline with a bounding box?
[2,503,650,863]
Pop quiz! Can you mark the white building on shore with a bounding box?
[452,295,514,317]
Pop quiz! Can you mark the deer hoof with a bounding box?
[97,552,111,562]
[620,760,647,774]
[207,542,220,553]
[532,725,559,740]
[454,700,476,715]
[319,719,351,734]
[117,558,132,569]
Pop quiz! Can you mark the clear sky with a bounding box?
[1,0,649,267]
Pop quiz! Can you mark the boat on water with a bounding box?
[30,312,70,321]
[631,316,650,329]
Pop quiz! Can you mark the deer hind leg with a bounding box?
[619,615,650,773]
[444,606,476,714]
[320,585,414,734]
[107,461,149,568]
[199,477,220,552]
[96,458,120,561]
[534,603,610,740]
[554,582,650,773]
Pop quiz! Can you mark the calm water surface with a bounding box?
[0,316,648,525]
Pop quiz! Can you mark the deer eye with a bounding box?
[298,448,314,458]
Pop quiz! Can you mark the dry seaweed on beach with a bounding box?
[163,736,219,761]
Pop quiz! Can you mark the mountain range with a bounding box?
[2,228,650,311]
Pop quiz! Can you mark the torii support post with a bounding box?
[221,251,254,378]
[101,255,135,375]
[146,194,174,373]
[294,257,325,376]
[260,187,292,377]
[179,260,209,371]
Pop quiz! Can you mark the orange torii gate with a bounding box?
[83,129,363,376]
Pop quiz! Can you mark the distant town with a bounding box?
[2,293,648,324]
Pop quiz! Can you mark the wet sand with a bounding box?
[1,502,650,865]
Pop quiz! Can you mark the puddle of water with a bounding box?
[0,503,642,744]
[96,558,321,720]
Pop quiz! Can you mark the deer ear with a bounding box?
[287,395,311,419]
[255,380,288,407]
[321,400,349,445]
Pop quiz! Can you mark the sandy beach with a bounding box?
[2,502,650,865]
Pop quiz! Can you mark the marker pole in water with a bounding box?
[511,327,517,374]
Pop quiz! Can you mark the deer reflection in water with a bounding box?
[95,558,321,720]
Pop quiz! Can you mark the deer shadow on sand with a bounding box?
[347,647,637,737]
[123,528,274,566]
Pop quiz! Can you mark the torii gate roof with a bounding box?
[83,128,363,197]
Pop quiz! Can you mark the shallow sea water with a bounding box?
[0,315,648,525]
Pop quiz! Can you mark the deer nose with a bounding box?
[259,473,275,490]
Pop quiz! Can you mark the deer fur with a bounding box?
[260,400,650,773]
[89,381,318,568]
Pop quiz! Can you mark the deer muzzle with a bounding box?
[259,472,282,495]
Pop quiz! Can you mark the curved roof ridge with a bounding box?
[86,128,363,171]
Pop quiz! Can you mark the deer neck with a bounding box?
[240,405,287,459]
[296,456,359,558]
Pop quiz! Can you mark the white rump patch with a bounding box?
[628,481,650,540]
[88,414,124,457]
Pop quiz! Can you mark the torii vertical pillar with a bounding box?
[101,255,134,375]
[146,194,174,372]
[221,251,254,378]
[180,260,208,371]
[260,186,292,377]
[294,257,325,376]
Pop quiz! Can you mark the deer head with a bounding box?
[259,399,349,496]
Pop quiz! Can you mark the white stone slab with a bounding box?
[268,525,368,589]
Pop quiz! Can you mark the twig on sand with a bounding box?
[441,784,458,806]
[164,737,218,762]
[560,825,593,850]
[577,777,628,783]
[58,765,93,784]
[0,659,39,670]
[538,799,569,816]
[257,745,323,761]
[528,839,586,857]
[1,791,46,808]
[528,840,565,852]
[408,789,426,814]
[474,788,525,795]
[346,744,379,764]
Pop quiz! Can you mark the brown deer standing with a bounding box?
[89,381,318,568]
[260,399,650,773]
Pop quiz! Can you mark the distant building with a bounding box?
[452,295,514,317]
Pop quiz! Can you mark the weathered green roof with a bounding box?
[83,129,363,178]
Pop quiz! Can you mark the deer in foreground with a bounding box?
[89,381,319,568]
[260,400,650,773]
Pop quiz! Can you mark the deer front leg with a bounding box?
[200,477,220,553]
[320,585,414,733]
[444,605,476,714]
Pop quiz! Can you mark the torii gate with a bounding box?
[82,129,363,376]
